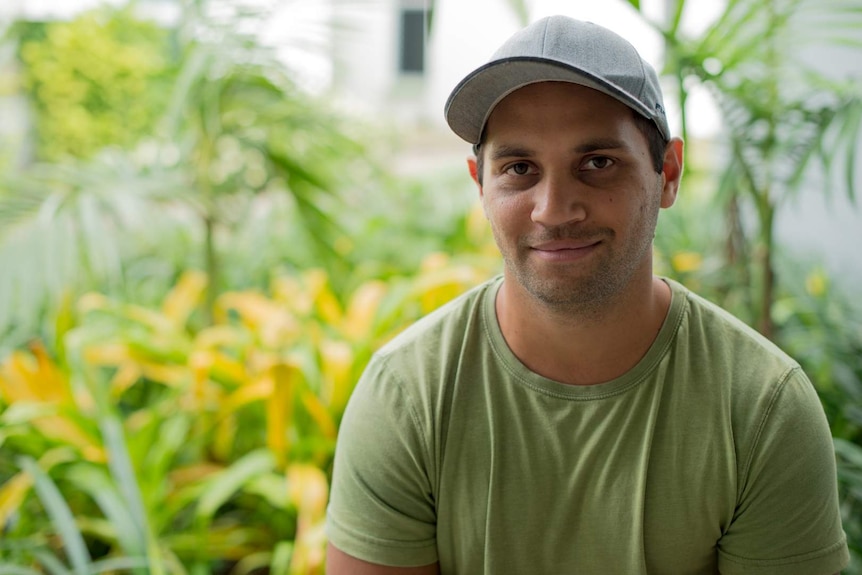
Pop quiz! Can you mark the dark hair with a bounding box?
[473,110,668,186]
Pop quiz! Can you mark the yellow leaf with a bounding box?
[671,251,703,273]
[286,462,329,574]
[289,522,327,575]
[213,415,237,463]
[0,472,33,528]
[139,362,189,387]
[300,390,337,439]
[189,350,212,405]
[208,353,247,386]
[79,292,174,332]
[0,345,70,404]
[806,269,828,297]
[319,340,353,413]
[195,325,247,349]
[304,270,343,325]
[267,363,298,468]
[0,351,40,403]
[217,292,300,348]
[220,378,273,416]
[170,462,224,489]
[162,270,208,326]
[77,292,112,313]
[272,275,312,315]
[33,416,105,463]
[286,463,328,522]
[342,281,387,341]
[108,363,142,397]
[420,252,450,272]
[83,343,131,365]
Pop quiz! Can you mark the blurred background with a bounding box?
[0,0,861,573]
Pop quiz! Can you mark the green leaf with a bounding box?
[195,449,276,523]
[669,0,686,35]
[836,438,862,470]
[33,551,73,575]
[269,541,293,575]
[245,473,290,509]
[99,416,150,550]
[65,464,145,558]
[19,457,91,575]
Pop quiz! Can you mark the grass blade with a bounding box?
[33,551,73,575]
[18,457,91,575]
[99,416,149,550]
[64,464,144,558]
[196,449,276,522]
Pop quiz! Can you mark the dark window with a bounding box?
[399,8,426,74]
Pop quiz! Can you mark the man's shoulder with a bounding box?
[669,279,798,370]
[667,280,826,471]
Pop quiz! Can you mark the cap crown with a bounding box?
[445,16,669,144]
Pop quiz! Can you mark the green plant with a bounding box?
[627,0,862,337]
[0,0,374,349]
[14,7,172,162]
[0,249,496,572]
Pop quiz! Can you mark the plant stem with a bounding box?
[757,0,780,339]
[204,214,217,325]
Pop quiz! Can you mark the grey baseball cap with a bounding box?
[444,15,670,144]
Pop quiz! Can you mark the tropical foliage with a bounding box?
[0,256,498,572]
[0,0,382,352]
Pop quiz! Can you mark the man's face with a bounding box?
[472,81,680,314]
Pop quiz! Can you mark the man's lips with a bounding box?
[531,239,601,251]
[528,239,602,262]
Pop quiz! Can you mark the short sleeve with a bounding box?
[718,368,849,575]
[325,354,438,567]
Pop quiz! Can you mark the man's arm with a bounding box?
[716,369,849,574]
[326,543,439,575]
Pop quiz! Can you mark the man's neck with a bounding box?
[495,274,672,386]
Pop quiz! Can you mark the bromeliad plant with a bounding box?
[0,255,496,573]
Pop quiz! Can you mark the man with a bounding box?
[325,15,849,575]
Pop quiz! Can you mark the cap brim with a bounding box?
[444,57,655,145]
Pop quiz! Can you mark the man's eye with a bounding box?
[504,162,532,176]
[583,156,614,170]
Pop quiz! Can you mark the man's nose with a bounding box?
[530,173,587,227]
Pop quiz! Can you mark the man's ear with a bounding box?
[467,156,482,196]
[660,138,684,209]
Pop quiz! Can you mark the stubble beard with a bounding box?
[494,200,661,319]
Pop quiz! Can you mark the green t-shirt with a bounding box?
[326,277,848,574]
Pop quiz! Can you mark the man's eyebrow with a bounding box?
[488,138,630,161]
[488,145,533,162]
[573,138,628,153]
